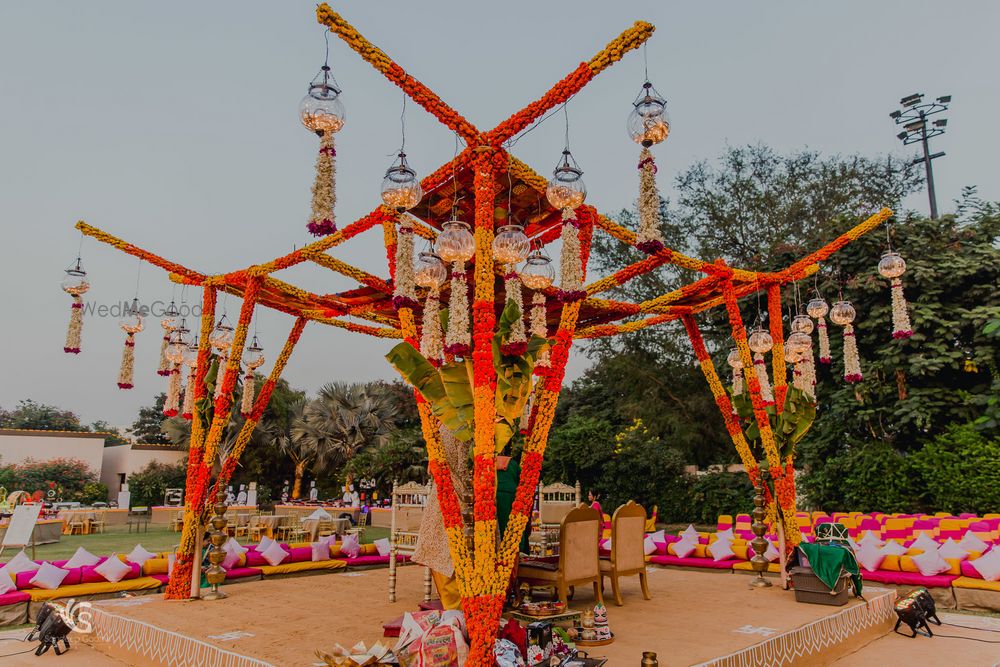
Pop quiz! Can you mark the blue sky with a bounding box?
[1,1,996,428]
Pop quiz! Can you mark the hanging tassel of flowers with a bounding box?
[727,348,744,397]
[392,216,418,310]
[519,380,534,435]
[501,270,528,355]
[420,285,444,364]
[156,303,180,376]
[635,147,665,253]
[830,300,862,383]
[807,296,832,365]
[546,149,587,302]
[181,339,198,420]
[747,327,774,405]
[213,353,228,401]
[444,261,471,357]
[240,335,265,417]
[878,251,913,339]
[529,292,550,368]
[61,258,89,354]
[299,58,345,236]
[521,248,556,368]
[116,299,143,390]
[164,364,182,417]
[306,133,338,236]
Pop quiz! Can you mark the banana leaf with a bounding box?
[386,342,473,441]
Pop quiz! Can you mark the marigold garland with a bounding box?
[767,285,788,411]
[636,147,665,253]
[889,278,913,339]
[307,132,337,236]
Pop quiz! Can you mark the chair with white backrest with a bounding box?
[517,503,604,606]
[535,481,580,555]
[388,480,432,603]
[600,500,652,606]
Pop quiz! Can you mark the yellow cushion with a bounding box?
[143,558,169,575]
[944,558,962,576]
[288,542,312,549]
[361,544,378,556]
[258,560,347,576]
[952,576,1000,592]
[667,542,708,558]
[28,576,163,602]
[899,556,919,573]
[732,560,781,573]
[881,555,901,572]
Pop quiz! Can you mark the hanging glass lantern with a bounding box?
[747,327,774,354]
[61,258,89,295]
[786,331,812,354]
[209,316,235,352]
[436,220,476,264]
[726,348,743,368]
[806,297,829,319]
[790,314,815,335]
[546,150,587,210]
[299,65,345,135]
[492,224,531,265]
[381,152,423,212]
[186,338,199,364]
[627,81,670,147]
[414,251,447,289]
[119,297,143,331]
[520,249,555,290]
[784,346,803,364]
[829,300,856,326]
[243,335,264,368]
[160,301,180,332]
[61,257,89,354]
[877,251,907,279]
[164,330,188,366]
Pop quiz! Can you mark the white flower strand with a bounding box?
[214,354,228,400]
[157,321,174,376]
[444,262,471,356]
[164,365,182,416]
[392,216,417,309]
[816,316,832,364]
[117,333,137,390]
[306,133,337,235]
[636,147,665,253]
[503,271,528,353]
[558,209,585,301]
[420,286,444,364]
[181,366,196,419]
[732,366,744,396]
[842,324,863,383]
[753,352,774,404]
[64,295,84,354]
[890,278,913,339]
[530,292,550,367]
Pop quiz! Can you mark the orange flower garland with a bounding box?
[767,285,788,411]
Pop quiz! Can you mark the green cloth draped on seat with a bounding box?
[797,542,863,596]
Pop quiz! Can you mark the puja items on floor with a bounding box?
[316,641,392,666]
[526,620,553,664]
[393,609,468,667]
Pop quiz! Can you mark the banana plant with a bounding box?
[732,385,817,460]
[386,299,549,454]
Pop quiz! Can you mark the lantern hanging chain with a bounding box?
[323,29,330,69]
[643,41,649,83]
[398,94,407,155]
[503,94,577,150]
[450,131,460,221]
[885,220,894,252]
[563,103,571,153]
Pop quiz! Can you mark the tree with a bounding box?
[131,394,171,444]
[0,458,98,501]
[0,400,84,431]
[90,420,129,447]
[344,435,428,498]
[127,460,187,507]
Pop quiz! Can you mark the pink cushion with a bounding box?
[225,567,262,580]
[149,573,170,584]
[0,591,30,606]
[287,546,312,563]
[648,555,735,570]
[245,550,268,567]
[345,554,410,567]
[860,570,957,588]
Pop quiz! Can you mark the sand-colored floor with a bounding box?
[0,628,129,666]
[831,612,1000,666]
[78,565,892,666]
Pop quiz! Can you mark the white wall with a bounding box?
[100,445,186,501]
[0,431,106,475]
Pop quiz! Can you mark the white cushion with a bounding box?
[221,549,242,570]
[0,567,15,595]
[317,534,336,546]
[879,541,907,557]
[64,547,101,569]
[311,542,331,562]
[857,533,883,550]
[969,549,1000,582]
[95,554,132,583]
[257,536,275,553]
[958,532,989,554]
[764,540,780,563]
[649,529,666,546]
[374,538,391,557]
[260,541,288,567]
[167,554,175,575]
[126,544,157,566]
[714,528,735,542]
[911,547,950,577]
[672,538,697,559]
[938,538,969,562]
[845,538,860,553]
[681,525,700,542]
[29,562,70,590]
[708,538,735,562]
[599,538,611,551]
[910,533,939,553]
[306,508,332,521]
[643,535,657,556]
[223,538,247,555]
[3,551,39,575]
[340,533,361,558]
[856,544,885,572]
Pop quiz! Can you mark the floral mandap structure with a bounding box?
[69,5,907,665]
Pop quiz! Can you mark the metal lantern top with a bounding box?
[414,251,448,289]
[829,300,857,326]
[119,297,143,333]
[209,316,235,351]
[380,152,423,212]
[806,297,829,319]
[520,249,556,290]
[627,81,670,147]
[61,258,89,296]
[726,347,743,369]
[747,327,774,354]
[546,150,587,210]
[437,220,475,264]
[791,314,815,336]
[877,250,907,279]
[299,65,346,135]
[161,301,180,331]
[243,334,265,368]
[492,224,531,266]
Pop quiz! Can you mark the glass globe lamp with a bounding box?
[546,150,587,210]
[492,224,530,265]
[185,338,200,368]
[165,331,188,365]
[160,301,180,332]
[119,297,143,331]
[806,297,829,319]
[60,258,89,296]
[786,332,812,354]
[877,251,906,279]
[243,335,264,368]
[520,249,555,290]
[380,152,423,212]
[437,220,475,264]
[299,66,346,135]
[627,82,670,147]
[209,317,234,352]
[414,251,447,289]
[784,346,803,364]
[829,300,856,326]
[726,348,743,369]
[747,327,774,354]
[791,314,815,335]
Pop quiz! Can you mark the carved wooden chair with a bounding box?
[600,500,652,606]
[517,504,604,606]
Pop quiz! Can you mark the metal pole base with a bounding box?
[749,575,773,589]
[201,586,228,601]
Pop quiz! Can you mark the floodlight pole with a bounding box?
[891,94,950,220]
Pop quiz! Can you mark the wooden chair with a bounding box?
[535,481,581,555]
[388,481,432,603]
[233,513,251,538]
[347,508,370,541]
[249,515,267,542]
[169,511,184,532]
[517,504,604,606]
[599,501,652,606]
[68,514,87,535]
[316,519,335,539]
[89,510,107,534]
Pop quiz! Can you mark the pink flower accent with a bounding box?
[307,219,337,236]
[892,330,913,339]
